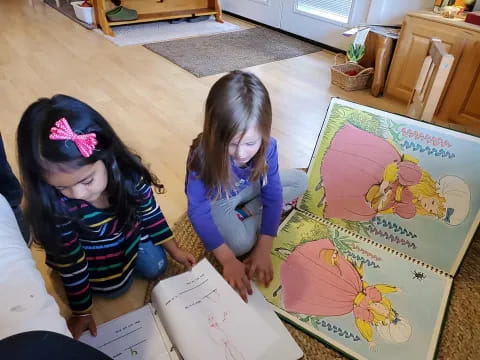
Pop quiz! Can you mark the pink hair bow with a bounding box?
[49,118,98,158]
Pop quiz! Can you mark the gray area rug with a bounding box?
[44,0,95,30]
[144,27,323,77]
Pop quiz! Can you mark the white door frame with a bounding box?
[220,0,372,50]
[279,0,370,50]
[220,0,284,28]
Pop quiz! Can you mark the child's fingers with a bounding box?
[242,274,253,296]
[247,264,257,279]
[264,271,273,287]
[239,288,248,303]
[234,277,248,303]
[187,257,196,269]
[89,318,97,337]
[243,260,252,276]
[257,270,265,286]
[71,327,81,340]
[261,269,271,287]
[264,263,273,285]
[266,267,274,286]
[239,285,248,302]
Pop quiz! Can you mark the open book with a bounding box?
[80,259,303,360]
[259,98,480,360]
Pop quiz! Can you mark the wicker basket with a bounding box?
[330,54,374,91]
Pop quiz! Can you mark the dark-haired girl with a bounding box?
[17,95,195,339]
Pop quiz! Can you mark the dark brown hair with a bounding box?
[17,95,164,250]
[188,71,272,196]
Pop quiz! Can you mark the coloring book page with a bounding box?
[259,210,452,360]
[79,304,175,360]
[152,259,279,360]
[300,98,480,274]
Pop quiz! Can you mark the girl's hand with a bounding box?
[244,235,274,287]
[163,240,196,270]
[171,248,196,270]
[222,257,252,302]
[67,314,97,340]
[212,244,252,302]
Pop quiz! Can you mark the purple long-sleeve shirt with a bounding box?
[186,137,283,251]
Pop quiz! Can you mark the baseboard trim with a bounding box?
[223,10,345,55]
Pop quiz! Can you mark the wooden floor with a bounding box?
[0,0,407,325]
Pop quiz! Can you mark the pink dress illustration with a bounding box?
[280,239,411,347]
[321,124,422,221]
[280,238,362,317]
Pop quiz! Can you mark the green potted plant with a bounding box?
[347,43,366,63]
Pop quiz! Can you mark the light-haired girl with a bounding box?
[186,71,307,301]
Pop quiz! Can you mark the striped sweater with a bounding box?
[46,181,173,314]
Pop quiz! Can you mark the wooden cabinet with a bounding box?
[437,40,480,133]
[385,12,480,135]
[93,0,223,37]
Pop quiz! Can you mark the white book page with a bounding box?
[79,304,176,360]
[152,259,279,360]
[248,287,303,360]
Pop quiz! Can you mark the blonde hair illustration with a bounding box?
[410,170,446,218]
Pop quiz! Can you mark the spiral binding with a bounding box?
[294,209,453,279]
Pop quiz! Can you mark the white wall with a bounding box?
[221,0,434,50]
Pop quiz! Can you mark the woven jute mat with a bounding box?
[145,213,480,359]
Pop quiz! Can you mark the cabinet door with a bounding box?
[437,40,480,134]
[385,15,469,103]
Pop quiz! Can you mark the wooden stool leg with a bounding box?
[92,0,114,36]
[212,0,224,23]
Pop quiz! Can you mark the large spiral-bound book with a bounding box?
[259,98,480,360]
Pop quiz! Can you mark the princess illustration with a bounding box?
[279,239,412,349]
[318,123,470,225]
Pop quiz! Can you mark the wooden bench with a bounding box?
[92,0,223,36]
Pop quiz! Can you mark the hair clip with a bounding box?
[49,118,97,158]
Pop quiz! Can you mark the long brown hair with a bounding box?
[17,95,164,251]
[188,70,272,197]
